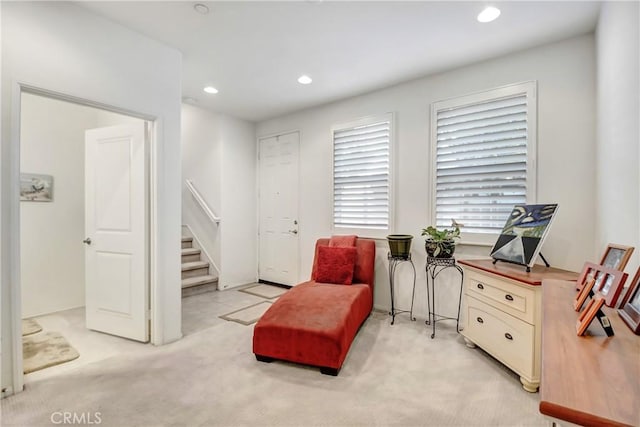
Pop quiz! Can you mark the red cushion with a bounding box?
[312,239,376,291]
[314,246,357,285]
[329,235,357,247]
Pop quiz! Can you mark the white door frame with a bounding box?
[5,83,160,396]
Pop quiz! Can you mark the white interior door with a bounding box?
[259,132,300,286]
[85,123,149,342]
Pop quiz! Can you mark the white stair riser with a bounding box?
[182,281,217,297]
[181,253,201,263]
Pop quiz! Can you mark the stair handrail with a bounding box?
[185,179,221,224]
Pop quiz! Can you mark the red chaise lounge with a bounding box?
[253,237,376,375]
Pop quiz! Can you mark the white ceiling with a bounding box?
[79,1,600,122]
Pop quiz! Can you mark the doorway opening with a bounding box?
[19,91,151,382]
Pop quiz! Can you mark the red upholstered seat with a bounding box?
[253,238,376,374]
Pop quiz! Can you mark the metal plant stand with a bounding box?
[388,252,417,325]
[425,257,464,338]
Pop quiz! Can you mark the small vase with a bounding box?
[387,234,413,259]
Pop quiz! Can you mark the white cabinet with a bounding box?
[459,259,577,393]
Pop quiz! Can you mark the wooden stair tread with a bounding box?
[181,275,218,289]
[181,247,201,255]
[181,236,193,242]
[181,260,209,271]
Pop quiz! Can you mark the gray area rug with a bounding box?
[2,311,544,426]
[23,331,80,374]
[219,301,272,325]
[239,283,288,299]
[22,319,43,336]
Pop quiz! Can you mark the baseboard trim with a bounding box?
[258,279,292,289]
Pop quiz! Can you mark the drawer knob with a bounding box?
[477,283,484,290]
[505,294,514,302]
[476,317,484,324]
[505,332,513,340]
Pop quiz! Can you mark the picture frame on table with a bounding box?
[574,263,627,309]
[576,296,608,336]
[594,244,634,292]
[575,262,599,292]
[574,276,596,311]
[618,267,640,335]
[598,244,634,270]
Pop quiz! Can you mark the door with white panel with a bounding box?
[258,132,300,286]
[84,123,149,342]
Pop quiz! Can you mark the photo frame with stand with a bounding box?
[594,244,634,292]
[574,264,627,309]
[618,267,640,335]
[490,204,558,270]
[574,277,596,311]
[598,269,629,308]
[576,296,612,337]
[598,244,634,270]
[575,261,600,292]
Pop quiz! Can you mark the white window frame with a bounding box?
[429,81,537,245]
[331,112,395,238]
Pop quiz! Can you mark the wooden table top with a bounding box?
[458,258,579,286]
[539,279,640,427]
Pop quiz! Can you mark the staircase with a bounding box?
[181,236,218,297]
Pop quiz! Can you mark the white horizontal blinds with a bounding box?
[436,94,528,233]
[333,119,390,229]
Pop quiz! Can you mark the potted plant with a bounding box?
[421,225,461,258]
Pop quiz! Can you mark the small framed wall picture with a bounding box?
[20,173,54,202]
[618,267,640,335]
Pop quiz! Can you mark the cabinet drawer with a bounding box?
[465,270,535,323]
[464,296,534,378]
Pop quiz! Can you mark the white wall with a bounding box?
[20,93,144,318]
[20,93,95,317]
[181,104,257,290]
[2,2,182,395]
[219,115,257,289]
[596,1,640,275]
[256,34,597,317]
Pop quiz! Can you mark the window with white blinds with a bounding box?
[431,82,537,237]
[333,114,392,231]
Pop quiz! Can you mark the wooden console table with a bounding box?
[540,279,640,427]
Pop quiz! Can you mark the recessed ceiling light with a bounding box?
[193,3,209,15]
[477,6,501,23]
[298,75,313,85]
[203,86,218,94]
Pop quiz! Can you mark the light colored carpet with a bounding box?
[219,301,273,325]
[23,332,80,374]
[21,319,42,336]
[239,283,288,299]
[1,307,545,427]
